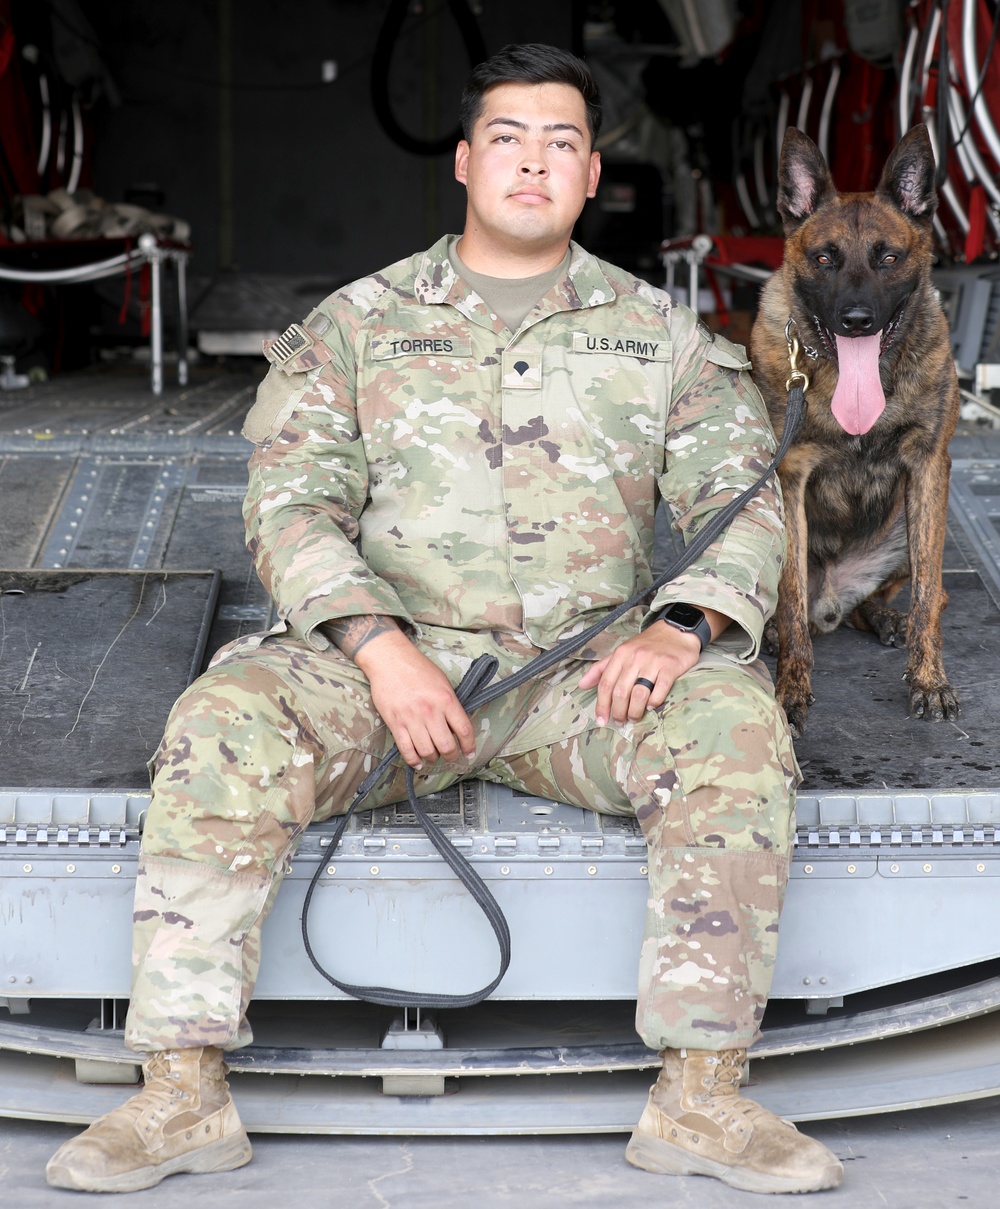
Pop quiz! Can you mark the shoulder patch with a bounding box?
[265,323,313,367]
[262,321,334,376]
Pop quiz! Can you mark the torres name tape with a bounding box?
[370,334,473,360]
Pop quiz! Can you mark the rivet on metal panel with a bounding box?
[978,863,986,872]
[500,866,510,875]
[369,865,379,875]
[803,864,814,874]
[112,864,121,873]
[326,865,336,875]
[802,977,811,985]
[640,865,648,875]
[66,864,75,873]
[923,863,933,873]
[890,863,900,873]
[22,864,32,873]
[544,866,553,875]
[847,864,857,874]
[7,977,14,984]
[23,976,32,984]
[588,866,597,875]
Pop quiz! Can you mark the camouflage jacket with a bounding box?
[243,236,784,663]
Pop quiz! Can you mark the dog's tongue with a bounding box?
[831,333,885,435]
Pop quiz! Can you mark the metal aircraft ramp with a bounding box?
[3,363,1000,1130]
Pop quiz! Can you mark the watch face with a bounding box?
[666,603,704,629]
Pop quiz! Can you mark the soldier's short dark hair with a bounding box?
[460,44,602,146]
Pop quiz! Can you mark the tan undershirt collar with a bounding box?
[448,235,571,334]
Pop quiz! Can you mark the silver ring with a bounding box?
[634,677,655,692]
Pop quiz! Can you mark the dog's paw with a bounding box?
[908,682,960,722]
[777,686,815,738]
[763,619,779,655]
[863,604,908,648]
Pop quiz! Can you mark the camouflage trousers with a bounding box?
[125,626,799,1055]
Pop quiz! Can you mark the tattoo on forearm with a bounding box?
[324,614,401,658]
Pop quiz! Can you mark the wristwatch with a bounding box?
[655,602,712,651]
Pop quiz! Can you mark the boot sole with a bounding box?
[625,1130,843,1194]
[46,1130,253,1193]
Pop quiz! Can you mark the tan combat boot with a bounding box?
[625,1048,843,1194]
[46,1046,252,1192]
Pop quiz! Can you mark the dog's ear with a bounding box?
[876,124,937,223]
[776,127,836,234]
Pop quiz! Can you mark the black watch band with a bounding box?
[656,602,712,652]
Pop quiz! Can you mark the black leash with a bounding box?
[300,653,510,1009]
[301,371,808,1010]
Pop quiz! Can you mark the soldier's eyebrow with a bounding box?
[485,117,585,140]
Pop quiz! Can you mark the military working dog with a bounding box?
[750,124,960,736]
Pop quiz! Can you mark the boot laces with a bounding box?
[706,1050,744,1089]
[120,1052,196,1127]
[145,1052,192,1095]
[694,1052,757,1132]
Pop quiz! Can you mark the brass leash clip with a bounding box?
[784,317,810,394]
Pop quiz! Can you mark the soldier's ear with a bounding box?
[877,124,937,223]
[776,127,835,234]
[455,140,470,187]
[587,150,601,199]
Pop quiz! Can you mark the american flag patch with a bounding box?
[267,323,312,366]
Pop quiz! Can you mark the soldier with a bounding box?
[47,43,842,1195]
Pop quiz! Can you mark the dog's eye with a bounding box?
[816,254,832,265]
[881,254,898,265]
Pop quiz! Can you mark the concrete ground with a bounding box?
[2,1096,996,1208]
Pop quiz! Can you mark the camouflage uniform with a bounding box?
[125,237,797,1056]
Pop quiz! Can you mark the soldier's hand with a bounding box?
[579,607,729,726]
[352,629,476,769]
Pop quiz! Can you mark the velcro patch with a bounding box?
[306,310,332,336]
[704,333,750,371]
[266,323,313,367]
[501,349,541,390]
[571,332,670,361]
